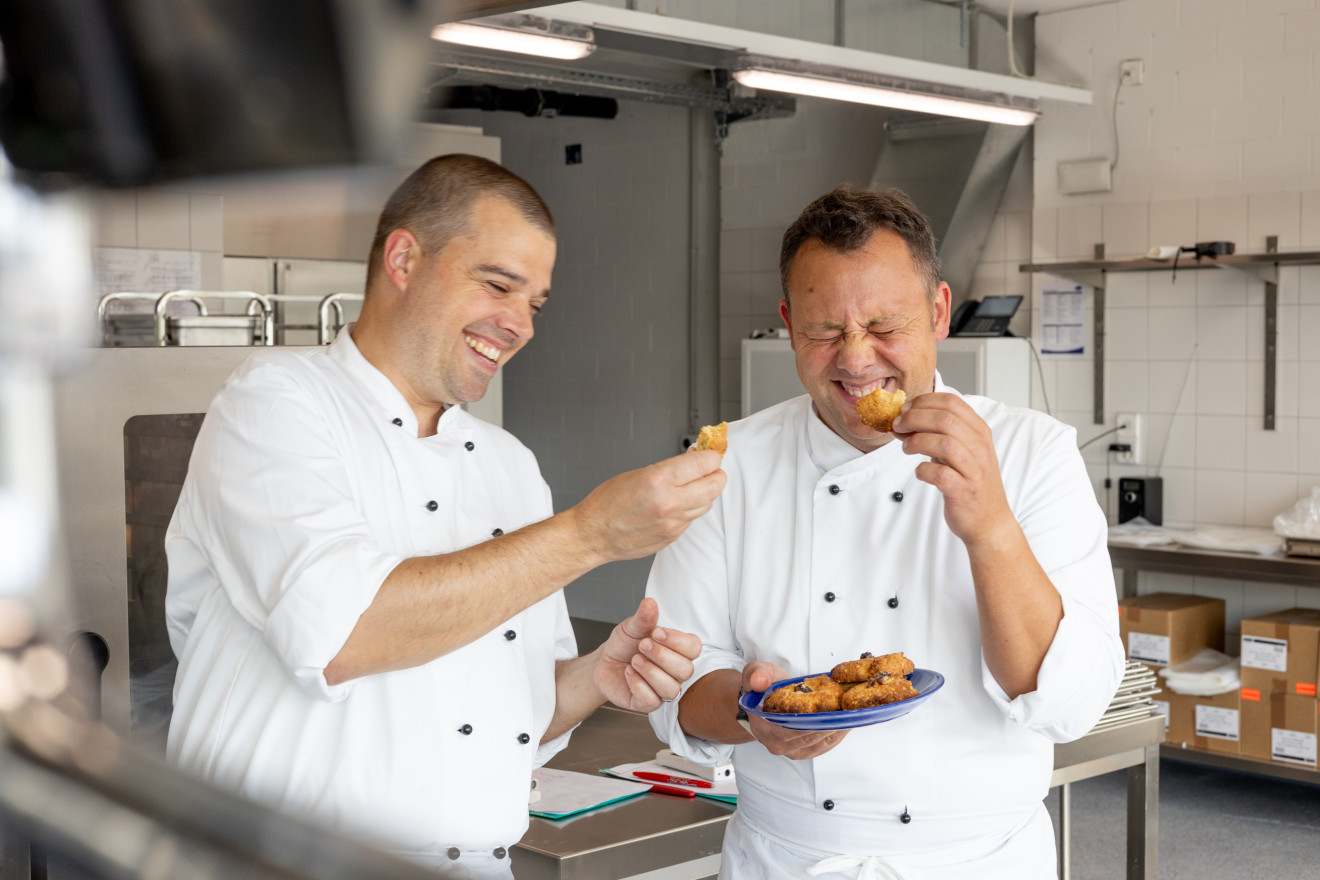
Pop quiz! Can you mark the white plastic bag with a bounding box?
[1275,486,1320,539]
[1158,648,1239,696]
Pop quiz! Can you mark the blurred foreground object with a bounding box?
[0,0,441,188]
[0,602,437,879]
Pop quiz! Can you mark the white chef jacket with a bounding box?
[646,377,1123,874]
[165,327,576,865]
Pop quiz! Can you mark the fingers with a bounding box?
[621,664,662,711]
[618,596,660,641]
[660,448,725,485]
[751,720,849,759]
[618,608,701,705]
[893,394,993,475]
[624,638,693,705]
[742,661,787,694]
[575,454,727,563]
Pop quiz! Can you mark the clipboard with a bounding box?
[529,767,650,820]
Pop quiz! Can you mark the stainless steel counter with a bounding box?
[511,706,731,880]
[512,706,1165,880]
[1109,542,1320,597]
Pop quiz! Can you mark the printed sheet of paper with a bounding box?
[94,247,201,302]
[1040,284,1085,355]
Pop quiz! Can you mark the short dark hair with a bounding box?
[366,154,554,288]
[779,185,941,307]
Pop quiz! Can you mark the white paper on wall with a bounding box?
[94,247,201,301]
[1040,283,1085,355]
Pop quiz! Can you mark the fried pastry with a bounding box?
[840,671,920,710]
[854,386,905,432]
[830,651,916,683]
[761,674,844,714]
[694,422,728,454]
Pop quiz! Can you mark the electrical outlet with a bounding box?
[1115,413,1142,465]
[1120,59,1144,85]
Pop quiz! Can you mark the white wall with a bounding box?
[1031,0,1320,642]
[718,98,892,420]
[435,101,696,622]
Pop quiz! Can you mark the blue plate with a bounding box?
[739,669,944,731]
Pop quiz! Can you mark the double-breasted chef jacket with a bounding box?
[165,327,575,867]
[646,378,1124,872]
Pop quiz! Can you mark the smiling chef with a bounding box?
[164,154,725,878]
[646,185,1124,879]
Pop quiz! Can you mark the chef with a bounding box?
[165,154,725,877]
[646,185,1123,879]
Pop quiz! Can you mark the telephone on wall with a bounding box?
[949,295,1022,337]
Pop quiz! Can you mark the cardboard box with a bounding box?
[1165,690,1240,755]
[1240,689,1318,769]
[1118,593,1225,669]
[1240,608,1320,697]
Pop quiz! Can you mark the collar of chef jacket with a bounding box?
[803,372,952,473]
[328,323,467,438]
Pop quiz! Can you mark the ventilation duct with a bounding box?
[870,118,1029,305]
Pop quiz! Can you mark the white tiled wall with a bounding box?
[89,187,226,291]
[435,101,695,622]
[718,97,893,419]
[1034,0,1320,621]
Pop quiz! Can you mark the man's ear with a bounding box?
[381,229,421,292]
[932,282,952,341]
[778,298,794,348]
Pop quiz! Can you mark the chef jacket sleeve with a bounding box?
[534,596,580,767]
[170,359,404,703]
[644,490,746,766]
[981,420,1125,742]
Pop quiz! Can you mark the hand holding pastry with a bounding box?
[891,391,1016,550]
[740,661,850,759]
[571,450,726,562]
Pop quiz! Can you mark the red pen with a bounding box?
[633,771,713,789]
[647,783,696,798]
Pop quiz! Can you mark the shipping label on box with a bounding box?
[1240,691,1317,767]
[1119,593,1225,669]
[1128,632,1170,666]
[1272,729,1317,767]
[1240,608,1320,696]
[1241,635,1288,673]
[1196,705,1239,741]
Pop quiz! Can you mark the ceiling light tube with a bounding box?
[732,56,1039,127]
[432,14,597,61]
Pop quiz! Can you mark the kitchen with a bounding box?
[2,0,1320,878]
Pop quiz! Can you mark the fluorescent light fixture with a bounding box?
[732,56,1040,126]
[432,14,596,61]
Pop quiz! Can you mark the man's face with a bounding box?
[394,196,556,408]
[779,228,951,453]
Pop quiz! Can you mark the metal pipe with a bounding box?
[98,292,207,347]
[686,107,721,440]
[317,292,364,344]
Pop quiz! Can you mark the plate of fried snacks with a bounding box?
[739,652,943,731]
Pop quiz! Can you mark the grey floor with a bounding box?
[1048,758,1320,879]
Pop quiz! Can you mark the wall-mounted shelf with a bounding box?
[1020,243,1320,429]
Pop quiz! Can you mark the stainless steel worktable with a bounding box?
[1108,542,1320,597]
[512,706,1165,880]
